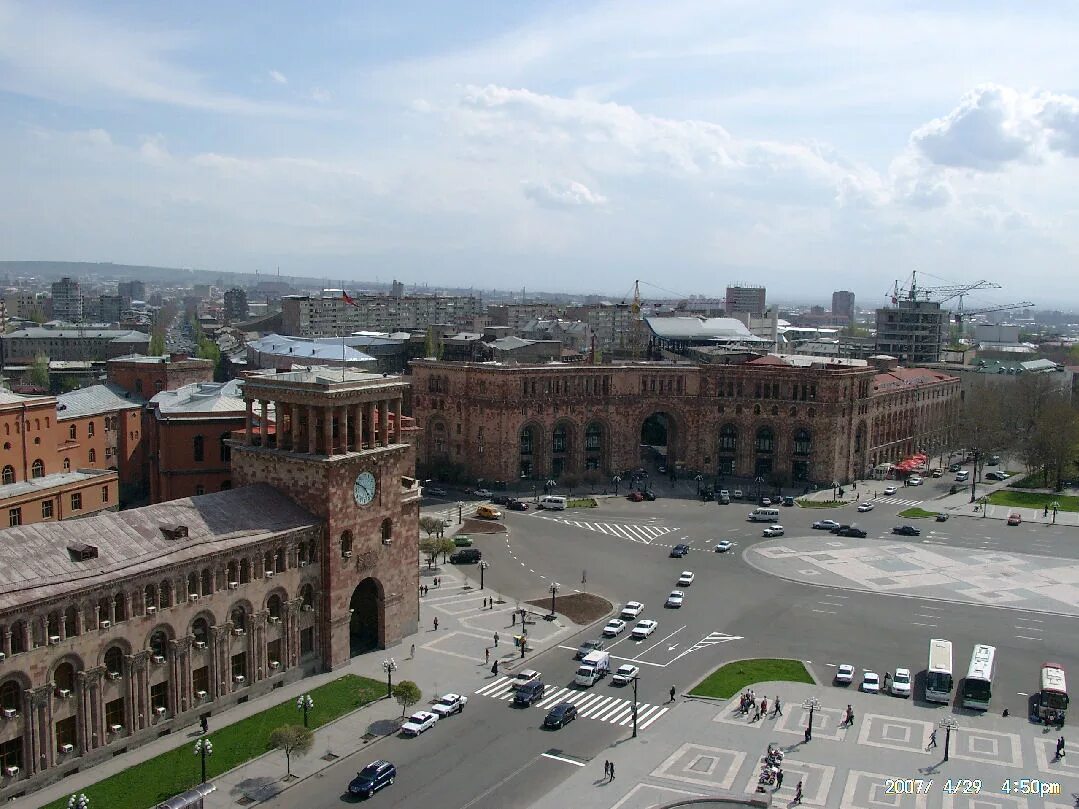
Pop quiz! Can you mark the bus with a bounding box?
[1037,662,1069,722]
[747,507,781,522]
[962,644,997,710]
[925,639,954,703]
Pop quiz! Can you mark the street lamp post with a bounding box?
[802,697,821,742]
[479,560,489,590]
[939,717,959,761]
[193,738,213,784]
[296,694,314,728]
[631,674,641,738]
[382,658,398,697]
[549,582,560,617]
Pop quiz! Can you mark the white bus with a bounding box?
[1037,662,1069,721]
[962,644,997,710]
[925,638,954,703]
[747,507,781,522]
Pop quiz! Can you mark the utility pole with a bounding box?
[632,675,640,738]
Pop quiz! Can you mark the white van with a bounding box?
[747,507,781,522]
[574,650,610,686]
[539,495,567,510]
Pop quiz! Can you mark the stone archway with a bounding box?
[640,412,676,470]
[349,577,385,656]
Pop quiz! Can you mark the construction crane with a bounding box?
[888,270,1001,305]
[953,301,1033,325]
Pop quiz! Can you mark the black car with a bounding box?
[669,544,690,558]
[449,548,482,564]
[839,527,868,538]
[544,702,578,728]
[829,524,850,534]
[513,680,546,706]
[892,525,921,536]
[782,496,795,506]
[507,498,529,511]
[349,760,397,799]
[491,494,511,505]
[642,490,657,501]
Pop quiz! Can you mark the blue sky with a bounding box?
[3,1,1079,307]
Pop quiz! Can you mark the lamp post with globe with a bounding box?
[194,738,213,784]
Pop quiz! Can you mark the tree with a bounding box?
[149,331,165,356]
[418,515,442,539]
[434,536,454,563]
[955,387,1009,499]
[1030,399,1079,490]
[392,680,421,717]
[28,354,50,391]
[419,536,439,569]
[268,724,313,778]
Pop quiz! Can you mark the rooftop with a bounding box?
[247,334,377,363]
[5,327,149,340]
[0,468,115,501]
[873,367,956,392]
[150,379,250,416]
[56,383,142,419]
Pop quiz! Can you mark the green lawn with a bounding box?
[45,674,384,809]
[987,490,1079,512]
[567,497,598,508]
[796,500,846,508]
[898,507,940,519]
[690,658,814,700]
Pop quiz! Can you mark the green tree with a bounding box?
[149,332,165,355]
[392,681,421,717]
[419,536,440,569]
[437,536,456,563]
[28,353,50,390]
[268,724,313,778]
[955,386,1009,498]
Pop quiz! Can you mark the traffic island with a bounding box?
[689,658,814,700]
[526,592,611,625]
[461,517,508,533]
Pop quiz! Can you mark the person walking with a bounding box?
[927,729,937,750]
[609,761,615,780]
[760,697,768,717]
[200,715,209,735]
[773,696,782,717]
[494,632,500,647]
[670,685,677,703]
[491,660,499,675]
[847,707,855,727]
[433,616,439,631]
[604,760,611,781]
[752,703,761,722]
[776,770,784,791]
[485,648,490,664]
[410,643,416,659]
[512,612,517,626]
[1056,736,1066,759]
[794,781,803,805]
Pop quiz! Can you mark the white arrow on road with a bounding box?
[668,643,680,651]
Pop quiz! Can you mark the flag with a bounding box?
[342,291,358,307]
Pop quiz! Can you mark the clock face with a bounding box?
[353,471,376,506]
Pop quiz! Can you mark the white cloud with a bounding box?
[522,179,607,209]
[269,69,288,85]
[311,87,333,103]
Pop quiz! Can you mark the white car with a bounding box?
[631,619,658,639]
[835,663,855,684]
[714,540,733,553]
[619,601,644,620]
[474,488,493,498]
[665,590,685,608]
[430,693,468,717]
[813,519,840,530]
[883,486,898,495]
[891,668,912,697]
[861,671,881,694]
[612,664,640,685]
[602,618,627,637]
[762,524,784,537]
[677,571,695,586]
[401,710,439,736]
[857,502,875,512]
[512,669,541,688]
[908,476,923,486]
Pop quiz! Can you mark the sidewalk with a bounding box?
[27,556,587,809]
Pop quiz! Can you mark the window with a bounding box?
[300,584,314,608]
[193,435,204,462]
[63,606,78,637]
[585,422,602,451]
[144,583,157,611]
[794,429,812,456]
[113,592,126,622]
[54,662,76,693]
[102,485,109,502]
[220,433,231,462]
[201,568,212,596]
[719,424,737,451]
[9,621,26,654]
[31,459,44,478]
[340,531,353,558]
[191,618,209,646]
[8,507,21,527]
[1,465,13,485]
[150,681,169,714]
[195,485,205,496]
[187,572,198,598]
[104,646,124,676]
[267,594,283,620]
[149,630,168,658]
[89,448,96,463]
[552,424,568,453]
[63,458,71,471]
[69,424,77,440]
[71,492,82,511]
[0,680,21,713]
[88,421,95,437]
[42,500,53,519]
[755,427,774,453]
[230,606,247,632]
[381,519,393,542]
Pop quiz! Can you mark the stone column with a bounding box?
[289,403,300,451]
[2,629,10,657]
[274,400,285,449]
[341,405,350,453]
[322,405,333,455]
[259,400,269,446]
[75,608,84,636]
[364,402,375,450]
[394,397,403,443]
[122,655,136,735]
[252,612,267,681]
[245,399,254,445]
[307,405,317,454]
[76,671,91,754]
[379,400,389,447]
[58,614,66,642]
[354,403,364,449]
[22,621,31,651]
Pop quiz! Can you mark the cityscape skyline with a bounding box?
[3,3,1079,307]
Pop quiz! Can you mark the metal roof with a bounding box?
[644,317,756,340]
[0,469,114,500]
[56,383,142,419]
[150,380,251,416]
[5,327,149,340]
[248,334,377,363]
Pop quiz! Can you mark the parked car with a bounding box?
[677,571,695,586]
[475,505,502,520]
[602,619,627,637]
[714,540,733,553]
[349,760,397,799]
[987,455,1001,466]
[835,664,855,684]
[1007,512,1022,526]
[401,710,439,736]
[892,525,921,536]
[642,490,657,501]
[612,664,640,685]
[665,590,685,608]
[861,671,881,694]
[782,496,795,506]
[857,502,875,512]
[507,498,529,511]
[949,463,962,472]
[813,519,841,530]
[839,526,868,538]
[631,619,658,638]
[430,693,468,717]
[491,494,510,505]
[762,524,784,537]
[719,491,731,504]
[670,543,690,558]
[544,702,578,728]
[986,471,1007,481]
[760,497,772,506]
[883,486,898,495]
[931,469,943,478]
[733,489,744,499]
[620,601,644,620]
[891,668,912,697]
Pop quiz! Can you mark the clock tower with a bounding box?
[230,368,420,670]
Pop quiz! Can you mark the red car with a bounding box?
[627,491,645,502]
[1007,512,1022,526]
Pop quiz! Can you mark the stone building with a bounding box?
[106,354,215,401]
[1,328,150,364]
[410,358,959,486]
[0,368,418,798]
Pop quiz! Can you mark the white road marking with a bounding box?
[1017,691,1029,697]
[639,706,669,729]
[911,621,937,627]
[1016,635,1041,641]
[540,752,585,767]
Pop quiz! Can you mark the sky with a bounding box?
[3,1,1079,308]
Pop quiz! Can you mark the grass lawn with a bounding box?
[898,507,940,519]
[567,497,598,508]
[987,490,1079,512]
[45,674,384,809]
[690,658,814,700]
[797,500,846,508]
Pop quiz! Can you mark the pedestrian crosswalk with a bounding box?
[871,496,923,507]
[534,515,676,545]
[474,676,670,731]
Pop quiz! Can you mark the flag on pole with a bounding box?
[342,291,359,307]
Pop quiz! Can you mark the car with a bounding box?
[512,669,541,688]
[430,693,468,717]
[612,664,640,685]
[507,498,529,511]
[839,526,868,538]
[861,671,881,694]
[892,525,921,536]
[949,463,962,472]
[513,679,546,706]
[349,760,397,798]
[835,664,855,684]
[627,491,645,502]
[986,471,1007,481]
[987,455,1001,466]
[935,512,949,522]
[857,502,875,512]
[620,601,644,620]
[544,702,578,728]
[491,494,510,505]
[632,619,658,638]
[665,590,685,608]
[714,540,733,553]
[575,639,604,659]
[829,523,849,534]
[782,496,795,506]
[473,488,493,498]
[883,486,898,495]
[719,489,730,499]
[891,668,912,697]
[677,571,695,586]
[719,492,731,504]
[657,465,666,474]
[642,490,657,501]
[908,476,923,486]
[453,535,473,547]
[733,489,744,499]
[449,548,482,564]
[424,487,448,497]
[813,519,841,530]
[1007,512,1022,526]
[400,710,439,736]
[762,524,784,537]
[602,618,627,637]
[670,543,690,558]
[760,497,772,506]
[931,469,943,478]
[475,505,502,520]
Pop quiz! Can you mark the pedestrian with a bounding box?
[482,597,487,608]
[884,672,891,688]
[843,705,852,726]
[776,770,784,790]
[485,648,490,664]
[804,726,811,743]
[773,696,782,717]
[1057,736,1066,758]
[670,685,677,703]
[604,760,611,780]
[410,643,416,659]
[609,761,615,780]
[491,660,499,675]
[927,729,937,750]
[433,616,439,631]
[760,697,768,716]
[794,781,803,805]
[200,715,208,734]
[494,632,500,647]
[847,707,855,727]
[752,704,761,722]
[489,599,494,610]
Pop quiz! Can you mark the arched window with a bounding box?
[144,583,158,611]
[381,519,393,542]
[227,561,238,584]
[220,433,231,463]
[300,584,314,608]
[193,435,204,462]
[187,572,198,598]
[0,679,21,712]
[89,448,96,463]
[298,542,309,565]
[69,424,77,440]
[54,661,76,693]
[64,606,78,637]
[755,427,774,453]
[31,459,44,478]
[149,630,168,658]
[267,594,283,620]
[159,580,172,608]
[201,568,212,596]
[585,422,602,451]
[104,646,124,676]
[47,612,60,639]
[275,548,286,573]
[552,424,568,453]
[97,596,111,623]
[239,558,251,583]
[230,606,247,632]
[1,465,14,485]
[340,530,353,558]
[88,420,95,437]
[793,429,812,456]
[263,551,273,574]
[719,424,737,451]
[191,618,209,645]
[113,592,127,622]
[10,621,26,654]
[63,458,71,472]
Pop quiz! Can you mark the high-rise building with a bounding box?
[280,292,482,337]
[51,277,83,323]
[724,285,767,317]
[117,280,146,302]
[874,299,948,364]
[223,288,248,323]
[831,290,855,324]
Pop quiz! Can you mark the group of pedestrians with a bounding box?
[602,760,616,781]
[739,691,783,722]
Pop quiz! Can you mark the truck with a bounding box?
[574,650,611,686]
